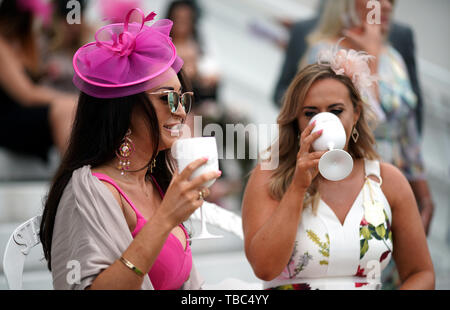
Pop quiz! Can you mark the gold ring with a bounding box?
[198,190,204,200]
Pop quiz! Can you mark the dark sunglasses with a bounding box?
[148,90,193,114]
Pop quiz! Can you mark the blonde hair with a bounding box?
[307,0,359,46]
[266,64,379,214]
[307,0,395,48]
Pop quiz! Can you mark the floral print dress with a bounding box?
[264,159,393,290]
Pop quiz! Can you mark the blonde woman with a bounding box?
[241,46,434,290]
[301,0,434,237]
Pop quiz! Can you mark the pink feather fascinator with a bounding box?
[317,38,385,121]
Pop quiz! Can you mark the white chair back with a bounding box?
[2,215,42,289]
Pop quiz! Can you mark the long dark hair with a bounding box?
[40,71,190,271]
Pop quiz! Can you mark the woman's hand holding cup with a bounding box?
[157,157,222,229]
[293,121,326,190]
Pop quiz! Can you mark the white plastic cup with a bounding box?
[171,137,219,187]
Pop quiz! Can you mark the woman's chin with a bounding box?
[160,131,181,150]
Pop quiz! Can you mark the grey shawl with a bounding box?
[50,165,204,290]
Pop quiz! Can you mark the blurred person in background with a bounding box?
[0,0,77,160]
[42,0,93,93]
[167,0,252,209]
[298,0,434,289]
[166,0,220,105]
[273,0,425,137]
[273,0,326,107]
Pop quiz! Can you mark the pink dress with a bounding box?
[92,172,192,290]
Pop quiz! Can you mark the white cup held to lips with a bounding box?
[309,112,353,181]
[311,112,346,151]
[171,137,219,188]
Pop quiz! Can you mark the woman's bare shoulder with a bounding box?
[247,163,274,188]
[242,163,280,209]
[90,167,124,209]
[380,162,407,184]
[380,161,413,207]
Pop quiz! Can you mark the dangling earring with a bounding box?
[116,129,135,176]
[149,158,156,173]
[351,126,360,143]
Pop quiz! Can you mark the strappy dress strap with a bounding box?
[149,174,165,198]
[92,172,145,218]
[363,159,383,186]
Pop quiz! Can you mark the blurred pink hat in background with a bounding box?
[16,0,53,26]
[99,0,144,23]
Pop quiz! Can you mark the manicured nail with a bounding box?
[311,120,316,126]
[217,170,222,176]
[317,129,323,134]
[203,157,209,161]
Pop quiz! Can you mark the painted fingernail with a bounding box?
[317,129,323,134]
[217,170,222,176]
[203,157,209,161]
[312,120,316,126]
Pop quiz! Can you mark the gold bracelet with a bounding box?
[119,256,144,277]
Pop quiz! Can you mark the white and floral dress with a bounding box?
[264,159,393,290]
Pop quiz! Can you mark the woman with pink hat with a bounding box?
[40,8,221,290]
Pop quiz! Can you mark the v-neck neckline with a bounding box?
[320,185,364,227]
[318,160,368,227]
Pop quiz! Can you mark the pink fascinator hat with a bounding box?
[73,8,184,98]
[317,38,385,122]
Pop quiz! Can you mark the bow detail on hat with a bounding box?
[96,8,157,57]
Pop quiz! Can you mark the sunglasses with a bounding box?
[148,90,194,114]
